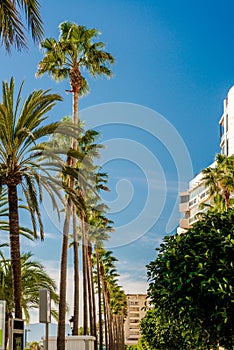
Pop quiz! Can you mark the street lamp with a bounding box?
[24,328,31,348]
[69,316,74,336]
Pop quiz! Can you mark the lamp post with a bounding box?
[24,328,31,348]
[69,316,74,336]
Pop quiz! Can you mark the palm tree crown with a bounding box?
[0,0,43,52]
[0,77,62,318]
[36,21,114,95]
[202,154,234,211]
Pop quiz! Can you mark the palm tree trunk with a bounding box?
[72,81,79,334]
[100,266,112,350]
[96,248,103,350]
[87,247,93,335]
[72,204,79,335]
[87,242,97,349]
[223,190,230,209]
[8,184,22,319]
[81,211,88,334]
[57,197,71,350]
[5,311,12,349]
[103,294,109,350]
[119,315,125,350]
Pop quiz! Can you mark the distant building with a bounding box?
[178,86,234,232]
[124,294,150,346]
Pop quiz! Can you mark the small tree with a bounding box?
[202,154,234,211]
[145,210,234,349]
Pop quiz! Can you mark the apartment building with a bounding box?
[124,294,149,346]
[178,85,234,232]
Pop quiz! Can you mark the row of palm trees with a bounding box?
[0,3,127,350]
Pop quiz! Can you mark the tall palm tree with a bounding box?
[36,22,114,350]
[0,251,59,347]
[36,21,114,126]
[91,216,114,350]
[0,0,43,52]
[0,77,63,319]
[95,249,121,350]
[0,188,39,240]
[74,129,106,339]
[202,154,234,211]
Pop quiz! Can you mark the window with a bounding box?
[130,307,139,311]
[220,123,224,138]
[200,189,209,200]
[180,195,189,204]
[130,319,139,324]
[189,197,197,207]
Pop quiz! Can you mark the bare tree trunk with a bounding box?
[96,248,103,350]
[8,184,22,319]
[87,242,97,349]
[87,246,93,336]
[81,212,89,334]
[73,204,79,335]
[5,312,12,349]
[57,197,71,350]
[103,296,109,350]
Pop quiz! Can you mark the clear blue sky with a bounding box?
[1,0,234,327]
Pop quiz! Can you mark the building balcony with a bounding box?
[179,201,189,212]
[180,218,190,229]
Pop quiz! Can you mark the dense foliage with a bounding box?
[143,210,234,349]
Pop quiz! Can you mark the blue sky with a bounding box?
[1,0,234,330]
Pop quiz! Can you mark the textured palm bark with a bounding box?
[70,65,83,94]
[8,184,22,319]
[96,248,103,350]
[81,211,88,334]
[57,66,80,348]
[72,205,79,335]
[87,242,97,349]
[87,246,93,335]
[100,264,113,350]
[57,196,71,350]
[71,68,80,335]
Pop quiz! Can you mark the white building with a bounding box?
[124,294,150,346]
[178,86,234,232]
[220,86,234,156]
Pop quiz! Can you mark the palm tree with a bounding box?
[0,251,59,347]
[202,154,234,211]
[91,216,114,350]
[36,22,114,350]
[0,0,43,52]
[0,188,39,239]
[36,21,114,127]
[95,249,121,350]
[74,130,106,339]
[0,77,63,319]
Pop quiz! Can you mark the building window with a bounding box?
[180,195,189,204]
[189,197,197,207]
[130,307,139,311]
[130,319,139,324]
[226,113,228,132]
[220,123,224,138]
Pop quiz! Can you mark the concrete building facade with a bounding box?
[124,294,149,346]
[179,86,234,232]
